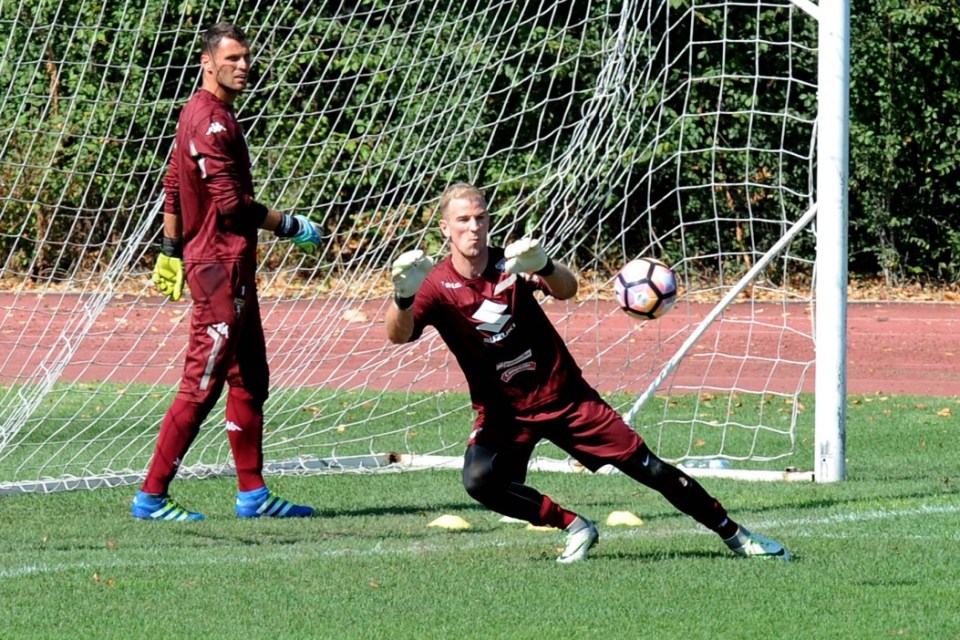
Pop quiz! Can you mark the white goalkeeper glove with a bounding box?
[503,237,554,276]
[391,249,434,309]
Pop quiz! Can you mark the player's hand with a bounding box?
[290,214,320,254]
[152,253,184,301]
[503,237,549,275]
[391,249,434,298]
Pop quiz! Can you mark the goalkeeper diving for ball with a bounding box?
[385,182,792,562]
[133,22,320,521]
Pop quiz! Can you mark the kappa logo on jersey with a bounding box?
[206,121,227,136]
[225,420,243,432]
[442,281,462,289]
[210,322,230,339]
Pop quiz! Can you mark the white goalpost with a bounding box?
[0,0,847,493]
[813,0,850,483]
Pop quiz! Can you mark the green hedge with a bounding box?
[848,0,960,283]
[0,1,957,284]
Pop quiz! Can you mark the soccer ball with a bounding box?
[614,257,678,320]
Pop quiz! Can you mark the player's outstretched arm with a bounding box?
[385,300,414,344]
[539,261,578,300]
[385,249,433,344]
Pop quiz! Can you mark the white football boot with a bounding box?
[725,526,792,561]
[557,516,599,563]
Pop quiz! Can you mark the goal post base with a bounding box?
[0,453,400,496]
[672,467,815,482]
[0,452,815,495]
[396,454,814,482]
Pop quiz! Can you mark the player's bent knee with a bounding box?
[462,461,492,499]
[462,470,488,501]
[462,445,502,501]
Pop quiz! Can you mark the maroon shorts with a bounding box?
[469,384,642,472]
[177,260,268,406]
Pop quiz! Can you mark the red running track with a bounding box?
[1,295,958,397]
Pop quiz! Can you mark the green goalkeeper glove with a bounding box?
[503,237,554,276]
[275,213,320,254]
[391,249,434,309]
[152,237,184,301]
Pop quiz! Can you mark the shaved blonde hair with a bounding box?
[438,183,487,218]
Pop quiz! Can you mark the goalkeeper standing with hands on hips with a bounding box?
[135,22,319,521]
[385,182,792,562]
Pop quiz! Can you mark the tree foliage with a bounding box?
[848,0,960,284]
[0,0,957,284]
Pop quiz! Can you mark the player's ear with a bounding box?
[200,53,213,75]
[439,217,450,238]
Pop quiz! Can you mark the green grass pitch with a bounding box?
[1,392,959,639]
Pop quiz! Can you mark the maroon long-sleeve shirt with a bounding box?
[162,89,262,266]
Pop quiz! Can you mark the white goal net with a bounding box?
[0,0,838,493]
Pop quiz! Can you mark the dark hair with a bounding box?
[202,22,247,57]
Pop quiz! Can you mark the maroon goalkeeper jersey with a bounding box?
[410,247,584,413]
[162,89,260,265]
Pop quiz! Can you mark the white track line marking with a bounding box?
[755,502,960,529]
[2,502,959,579]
